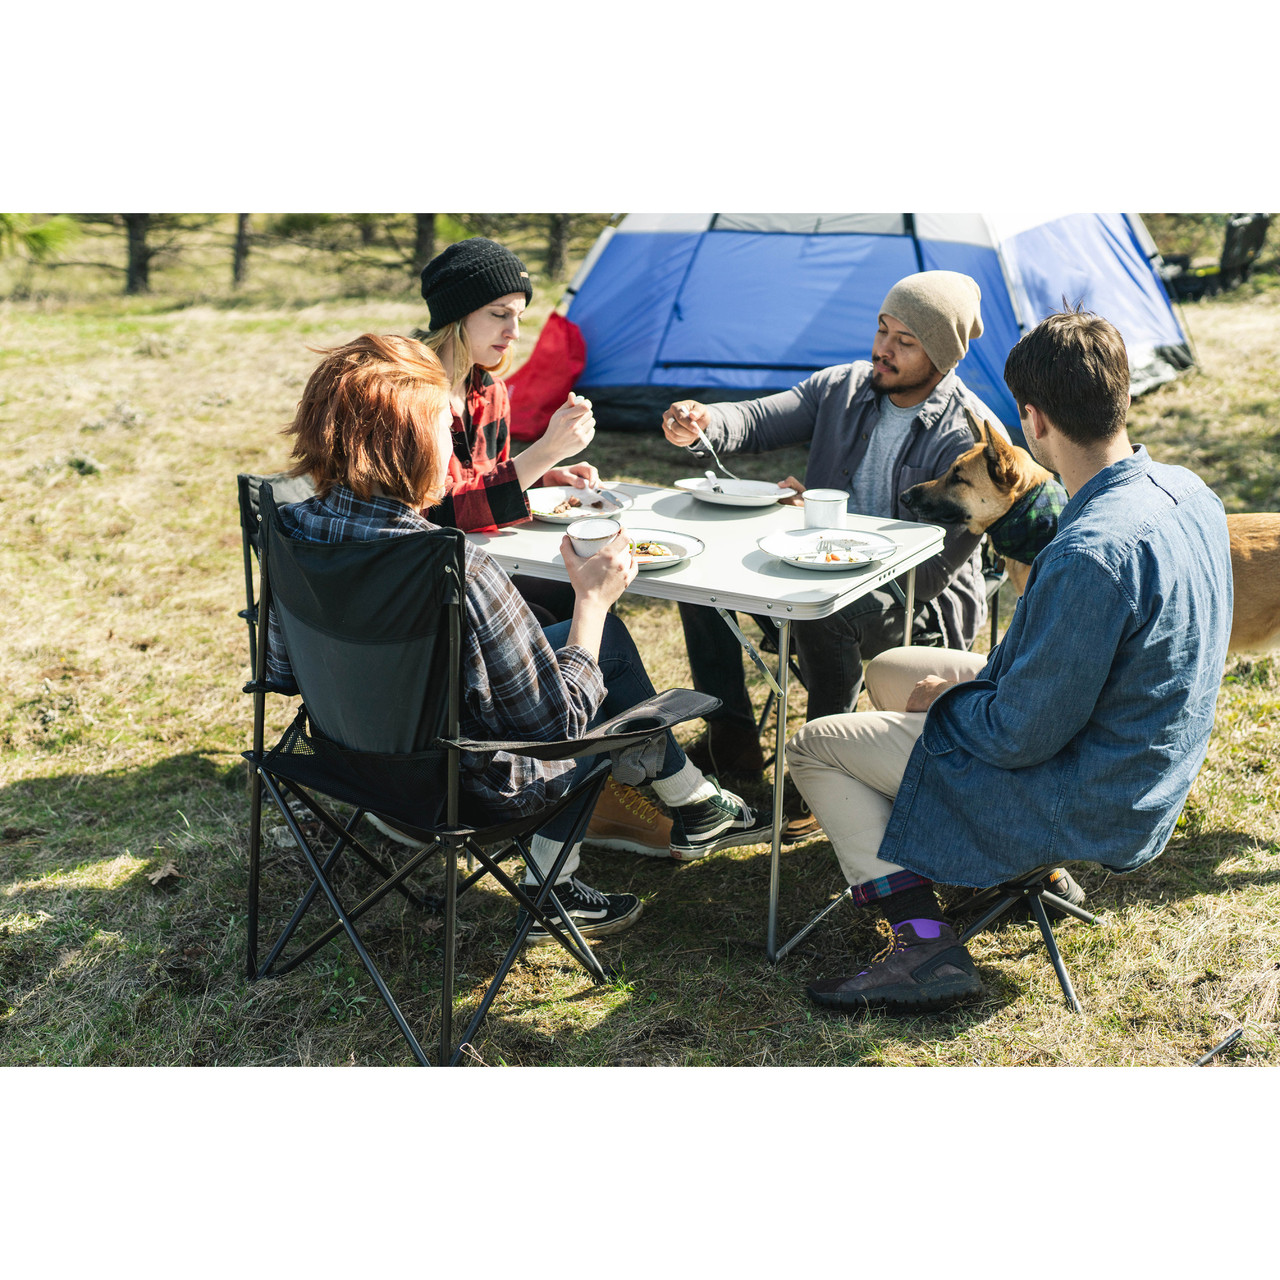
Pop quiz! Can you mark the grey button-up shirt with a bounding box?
[696,361,1005,649]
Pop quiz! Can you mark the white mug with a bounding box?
[802,488,849,529]
[567,517,621,558]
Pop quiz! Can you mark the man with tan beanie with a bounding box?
[660,270,1002,839]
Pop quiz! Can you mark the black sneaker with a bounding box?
[518,877,642,946]
[806,921,984,1013]
[668,783,774,861]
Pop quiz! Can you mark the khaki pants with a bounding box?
[785,646,987,888]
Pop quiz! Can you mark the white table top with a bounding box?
[467,483,944,620]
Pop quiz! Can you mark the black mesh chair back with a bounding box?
[261,486,459,756]
[237,470,316,682]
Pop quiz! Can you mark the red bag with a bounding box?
[504,312,587,442]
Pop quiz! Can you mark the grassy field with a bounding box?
[2,240,1278,1068]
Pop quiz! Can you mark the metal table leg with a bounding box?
[769,567,916,961]
[716,579,914,963]
[902,566,916,646]
[711,609,788,960]
[766,620,790,960]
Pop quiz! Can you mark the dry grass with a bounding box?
[2,261,1278,1069]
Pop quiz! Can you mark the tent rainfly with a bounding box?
[563,212,1194,436]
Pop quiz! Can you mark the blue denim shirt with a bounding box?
[880,446,1232,887]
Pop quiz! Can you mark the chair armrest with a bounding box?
[436,688,720,761]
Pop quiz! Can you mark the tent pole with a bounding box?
[903,214,926,273]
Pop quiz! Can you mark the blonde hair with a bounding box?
[416,309,518,391]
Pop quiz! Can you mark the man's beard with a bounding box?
[871,366,937,399]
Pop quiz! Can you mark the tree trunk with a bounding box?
[232,214,251,287]
[123,214,151,294]
[547,214,571,280]
[413,214,436,278]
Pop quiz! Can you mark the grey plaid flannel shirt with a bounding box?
[265,485,604,818]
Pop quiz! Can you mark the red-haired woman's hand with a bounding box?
[560,528,636,608]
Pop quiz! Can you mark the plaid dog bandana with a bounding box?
[986,478,1068,564]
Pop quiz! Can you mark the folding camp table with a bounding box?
[467,482,945,961]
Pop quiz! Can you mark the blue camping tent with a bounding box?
[564,212,1194,436]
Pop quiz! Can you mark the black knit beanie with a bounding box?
[419,237,532,331]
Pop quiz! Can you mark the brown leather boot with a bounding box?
[781,776,822,843]
[583,779,673,857]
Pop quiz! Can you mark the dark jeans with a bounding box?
[537,612,689,843]
[678,589,943,727]
[512,574,576,628]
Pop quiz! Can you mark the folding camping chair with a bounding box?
[243,481,716,1065]
[947,864,1098,1013]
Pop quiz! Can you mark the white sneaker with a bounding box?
[367,813,428,850]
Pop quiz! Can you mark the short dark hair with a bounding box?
[285,333,451,506]
[1003,308,1130,444]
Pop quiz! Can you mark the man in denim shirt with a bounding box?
[790,309,1233,1012]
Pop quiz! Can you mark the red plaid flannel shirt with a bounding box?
[427,369,531,533]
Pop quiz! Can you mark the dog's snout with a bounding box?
[900,486,919,510]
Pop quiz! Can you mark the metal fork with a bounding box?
[691,424,743,481]
[816,537,875,562]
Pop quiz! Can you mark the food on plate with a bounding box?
[541,491,618,516]
[630,539,674,560]
[795,548,869,564]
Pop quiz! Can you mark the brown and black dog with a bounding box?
[900,409,1062,597]
[900,409,1280,654]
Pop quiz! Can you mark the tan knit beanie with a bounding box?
[879,271,983,374]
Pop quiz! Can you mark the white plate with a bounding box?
[625,527,705,570]
[757,527,900,572]
[527,485,633,523]
[674,476,794,507]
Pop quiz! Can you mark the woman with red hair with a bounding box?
[268,334,770,942]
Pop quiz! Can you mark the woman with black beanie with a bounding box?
[414,236,674,854]
[415,237,598,547]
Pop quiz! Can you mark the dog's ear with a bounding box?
[979,417,1019,484]
[964,407,986,444]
